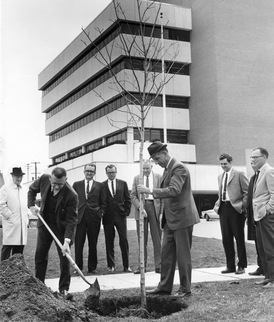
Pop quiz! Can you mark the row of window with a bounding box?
[46,56,189,119]
[42,20,190,95]
[52,128,188,165]
[49,92,189,143]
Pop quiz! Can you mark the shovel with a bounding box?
[36,211,100,299]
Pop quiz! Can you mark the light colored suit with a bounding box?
[252,163,274,281]
[214,168,249,214]
[131,172,162,220]
[252,163,274,221]
[131,171,162,270]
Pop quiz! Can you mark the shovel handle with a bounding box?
[36,211,94,286]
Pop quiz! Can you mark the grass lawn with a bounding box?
[1,226,274,321]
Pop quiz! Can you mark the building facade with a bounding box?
[38,0,274,214]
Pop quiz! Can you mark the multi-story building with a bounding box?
[38,0,274,213]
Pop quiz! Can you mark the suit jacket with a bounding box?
[102,179,131,226]
[72,180,106,224]
[152,158,200,230]
[214,168,249,214]
[131,172,162,220]
[252,163,274,221]
[28,174,79,242]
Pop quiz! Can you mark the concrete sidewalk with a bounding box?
[45,219,259,293]
[45,265,263,293]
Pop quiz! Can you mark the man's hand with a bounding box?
[62,239,71,256]
[137,184,150,194]
[30,206,40,217]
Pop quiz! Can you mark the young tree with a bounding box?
[81,0,187,312]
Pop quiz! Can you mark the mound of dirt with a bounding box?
[0,254,98,322]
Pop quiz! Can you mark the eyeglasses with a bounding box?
[85,170,95,173]
[250,155,264,159]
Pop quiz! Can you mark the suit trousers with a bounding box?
[104,215,129,269]
[1,245,24,261]
[256,213,274,280]
[136,200,162,270]
[219,202,247,269]
[35,224,71,292]
[74,208,101,271]
[158,224,193,293]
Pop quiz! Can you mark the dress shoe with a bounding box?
[107,267,115,273]
[235,267,245,275]
[254,279,270,286]
[123,267,132,273]
[155,268,161,274]
[263,281,274,288]
[249,268,264,276]
[146,288,171,295]
[88,269,98,275]
[134,268,146,274]
[173,290,191,297]
[59,290,73,301]
[221,268,235,274]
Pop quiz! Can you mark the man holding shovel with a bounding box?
[28,167,78,299]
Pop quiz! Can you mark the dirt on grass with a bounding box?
[0,255,187,321]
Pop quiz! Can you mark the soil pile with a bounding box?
[0,254,97,322]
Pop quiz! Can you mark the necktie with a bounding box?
[111,180,115,196]
[86,181,90,199]
[253,171,260,191]
[222,173,228,201]
[145,176,149,199]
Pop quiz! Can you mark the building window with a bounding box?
[134,128,188,144]
[41,21,190,96]
[68,148,82,159]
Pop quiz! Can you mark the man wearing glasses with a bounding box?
[214,153,249,275]
[250,147,274,288]
[102,164,132,273]
[72,163,106,274]
[28,167,78,299]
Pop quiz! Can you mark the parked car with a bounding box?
[201,209,219,221]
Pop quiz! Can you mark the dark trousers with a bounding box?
[136,200,162,270]
[219,202,247,269]
[158,224,193,294]
[104,215,129,269]
[74,209,101,271]
[1,245,25,261]
[256,213,274,280]
[35,225,71,292]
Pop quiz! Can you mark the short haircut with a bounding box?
[253,147,269,159]
[105,164,117,172]
[85,163,96,171]
[51,167,67,179]
[219,153,233,163]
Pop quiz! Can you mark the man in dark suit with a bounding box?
[28,167,78,298]
[131,159,162,274]
[102,164,132,273]
[138,142,200,297]
[72,163,106,274]
[251,147,274,288]
[214,153,249,274]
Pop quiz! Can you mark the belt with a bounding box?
[145,199,154,202]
